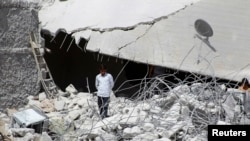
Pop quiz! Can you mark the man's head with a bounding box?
[99,64,107,76]
[240,77,250,90]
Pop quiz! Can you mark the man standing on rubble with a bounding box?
[234,78,250,122]
[95,64,114,119]
[238,78,250,92]
[238,78,250,118]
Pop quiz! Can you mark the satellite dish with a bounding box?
[194,19,216,52]
[195,19,213,38]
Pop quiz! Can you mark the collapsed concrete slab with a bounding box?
[86,0,250,82]
[38,0,250,85]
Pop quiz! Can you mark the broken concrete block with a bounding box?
[180,106,190,118]
[40,132,53,141]
[13,132,34,141]
[172,85,190,96]
[216,120,230,125]
[79,118,98,132]
[0,119,7,136]
[26,95,35,101]
[28,100,41,109]
[132,132,158,141]
[58,90,70,97]
[150,106,161,114]
[95,133,117,141]
[0,117,13,141]
[100,115,121,130]
[219,84,227,91]
[11,108,48,134]
[207,102,215,108]
[76,98,89,108]
[143,123,155,132]
[123,127,133,138]
[120,108,142,126]
[49,116,74,135]
[48,117,64,134]
[40,99,55,113]
[65,84,78,94]
[165,121,186,138]
[136,103,151,111]
[67,98,78,109]
[142,103,151,111]
[6,108,17,118]
[87,127,106,139]
[123,126,141,138]
[39,92,47,101]
[130,126,142,136]
[73,119,84,129]
[11,128,34,137]
[179,95,189,105]
[77,92,92,98]
[160,117,177,128]
[54,100,65,111]
[67,110,81,121]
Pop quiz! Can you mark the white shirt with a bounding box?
[95,73,114,97]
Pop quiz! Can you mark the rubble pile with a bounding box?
[0,81,249,141]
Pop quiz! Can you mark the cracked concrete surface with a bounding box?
[39,0,199,33]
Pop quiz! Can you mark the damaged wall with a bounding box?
[0,1,41,111]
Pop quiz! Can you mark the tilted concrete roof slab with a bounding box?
[86,0,250,82]
[39,0,250,82]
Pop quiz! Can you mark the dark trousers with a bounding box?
[98,96,110,119]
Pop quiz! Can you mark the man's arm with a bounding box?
[95,75,99,90]
[109,74,114,89]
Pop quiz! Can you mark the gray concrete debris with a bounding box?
[0,82,249,140]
